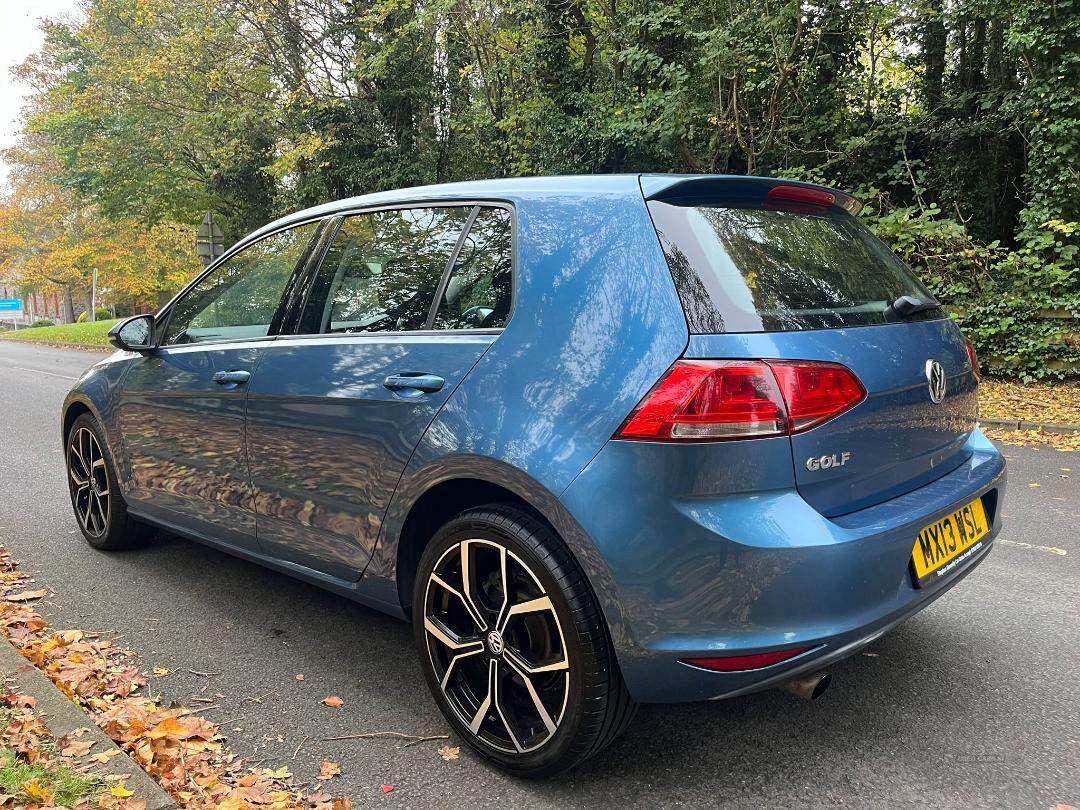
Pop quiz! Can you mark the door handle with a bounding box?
[213,370,251,386]
[383,373,445,394]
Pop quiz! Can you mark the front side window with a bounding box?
[163,223,319,345]
[301,206,472,334]
[433,207,513,330]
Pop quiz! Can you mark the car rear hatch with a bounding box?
[641,175,978,517]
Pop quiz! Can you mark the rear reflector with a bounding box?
[615,360,865,441]
[682,646,812,672]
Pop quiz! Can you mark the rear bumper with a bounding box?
[559,428,1006,703]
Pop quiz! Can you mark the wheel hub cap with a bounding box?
[485,630,504,656]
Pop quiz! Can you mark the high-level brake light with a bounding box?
[615,360,866,442]
[766,185,836,207]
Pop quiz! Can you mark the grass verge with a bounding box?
[0,320,119,349]
[0,746,103,808]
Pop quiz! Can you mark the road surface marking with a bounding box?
[11,366,78,381]
[998,539,1067,556]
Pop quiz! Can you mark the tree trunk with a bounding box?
[923,0,947,114]
[62,286,75,324]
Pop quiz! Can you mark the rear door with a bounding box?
[116,221,322,548]
[245,204,514,579]
[647,182,977,517]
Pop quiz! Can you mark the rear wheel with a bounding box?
[413,504,635,777]
[65,413,151,550]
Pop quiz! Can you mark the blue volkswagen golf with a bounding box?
[62,174,1006,776]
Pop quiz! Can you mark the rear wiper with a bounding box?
[884,295,940,320]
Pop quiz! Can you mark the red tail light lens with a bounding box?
[615,360,865,441]
[767,361,867,433]
[682,646,812,672]
[616,361,788,440]
[964,338,981,380]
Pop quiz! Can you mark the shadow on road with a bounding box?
[96,527,1010,804]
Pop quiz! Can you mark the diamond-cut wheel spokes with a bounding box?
[67,427,110,538]
[424,538,570,754]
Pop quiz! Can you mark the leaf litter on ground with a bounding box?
[0,545,349,809]
[979,379,1080,452]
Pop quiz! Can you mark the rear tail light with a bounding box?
[681,646,812,672]
[964,338,981,380]
[615,360,865,441]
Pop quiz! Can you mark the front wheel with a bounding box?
[65,413,152,550]
[413,504,636,777]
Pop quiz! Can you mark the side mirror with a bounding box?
[108,314,156,354]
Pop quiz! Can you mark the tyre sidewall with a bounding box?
[66,413,128,550]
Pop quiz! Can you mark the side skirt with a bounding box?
[126,507,408,620]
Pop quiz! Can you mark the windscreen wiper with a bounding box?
[884,294,940,320]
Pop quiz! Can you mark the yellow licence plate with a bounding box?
[911,498,990,586]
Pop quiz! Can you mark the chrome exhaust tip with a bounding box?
[780,672,832,701]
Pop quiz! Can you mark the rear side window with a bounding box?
[647,201,940,333]
[433,207,513,330]
[301,206,472,334]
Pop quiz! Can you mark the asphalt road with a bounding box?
[0,340,1077,809]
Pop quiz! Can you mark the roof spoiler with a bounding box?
[640,174,863,215]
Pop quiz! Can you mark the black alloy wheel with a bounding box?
[414,504,636,777]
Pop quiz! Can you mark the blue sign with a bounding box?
[0,299,22,313]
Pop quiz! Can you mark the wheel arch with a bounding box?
[378,458,633,659]
[62,398,94,444]
[61,387,129,496]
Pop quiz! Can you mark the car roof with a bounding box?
[241,174,645,246]
[238,173,855,249]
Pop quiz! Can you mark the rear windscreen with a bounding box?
[647,200,942,333]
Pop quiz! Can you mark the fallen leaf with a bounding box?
[263,765,292,779]
[295,674,304,681]
[380,785,395,794]
[110,783,135,798]
[1029,482,1041,487]
[332,799,353,810]
[60,737,94,757]
[438,745,460,761]
[151,667,171,677]
[317,759,341,780]
[91,749,122,764]
[321,696,344,708]
[215,798,254,810]
[5,589,48,602]
[22,781,52,803]
[146,716,191,740]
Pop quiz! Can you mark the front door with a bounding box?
[115,221,321,549]
[246,204,514,579]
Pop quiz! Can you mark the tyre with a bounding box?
[65,413,152,550]
[413,504,636,777]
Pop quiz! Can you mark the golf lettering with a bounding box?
[805,451,852,471]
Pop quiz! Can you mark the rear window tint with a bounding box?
[647,200,941,333]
